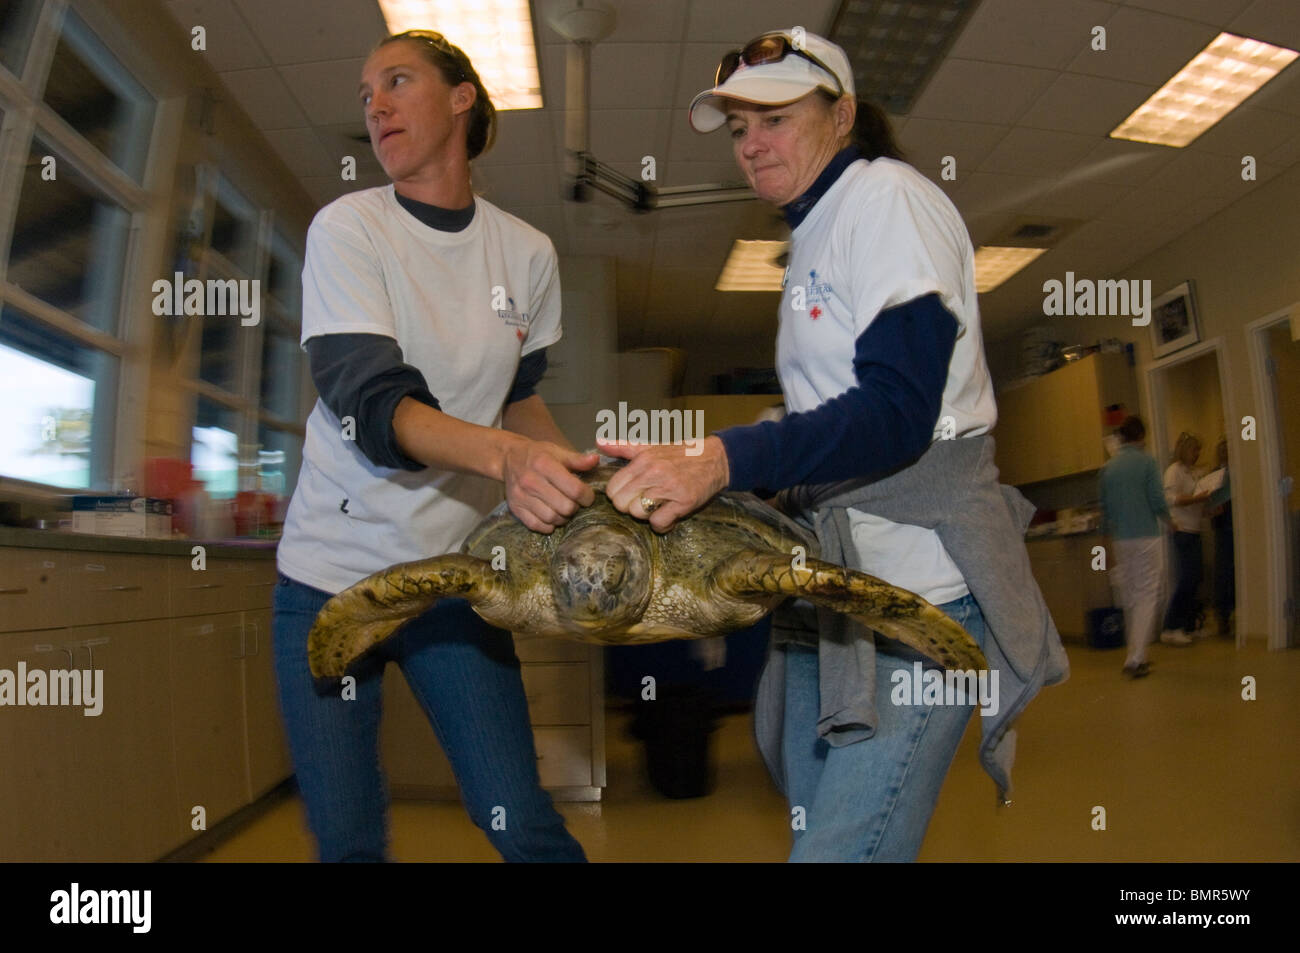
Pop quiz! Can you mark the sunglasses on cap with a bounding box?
[392,29,470,83]
[715,32,844,96]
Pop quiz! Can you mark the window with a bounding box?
[0,3,154,492]
[42,9,155,182]
[0,303,116,489]
[9,137,130,331]
[0,0,40,77]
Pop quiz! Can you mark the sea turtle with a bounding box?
[307,463,987,678]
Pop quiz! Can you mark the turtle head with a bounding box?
[551,523,652,631]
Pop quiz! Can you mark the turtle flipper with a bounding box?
[308,554,495,678]
[713,550,987,672]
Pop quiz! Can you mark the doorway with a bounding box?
[1147,340,1238,644]
[1248,308,1300,650]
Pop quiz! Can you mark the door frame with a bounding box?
[1246,304,1300,651]
[1144,337,1244,646]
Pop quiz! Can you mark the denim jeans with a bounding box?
[1163,531,1203,632]
[272,572,586,862]
[780,592,988,862]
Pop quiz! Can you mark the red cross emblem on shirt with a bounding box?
[809,306,822,320]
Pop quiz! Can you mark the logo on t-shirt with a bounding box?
[804,269,833,321]
[496,295,531,342]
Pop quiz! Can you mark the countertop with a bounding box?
[0,526,278,558]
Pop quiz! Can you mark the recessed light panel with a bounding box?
[974,246,1047,292]
[1110,32,1298,148]
[377,0,543,109]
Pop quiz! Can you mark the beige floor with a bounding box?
[200,635,1299,862]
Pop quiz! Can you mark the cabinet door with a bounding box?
[0,632,80,860]
[170,613,248,833]
[242,608,292,799]
[0,548,71,632]
[63,620,181,860]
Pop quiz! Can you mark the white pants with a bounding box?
[1111,537,1166,666]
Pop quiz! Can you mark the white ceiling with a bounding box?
[164,0,1300,348]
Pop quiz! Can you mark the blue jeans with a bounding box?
[1163,531,1203,632]
[272,572,586,862]
[780,592,988,862]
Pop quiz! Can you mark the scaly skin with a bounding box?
[307,463,986,677]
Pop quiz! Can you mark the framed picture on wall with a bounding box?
[1150,281,1200,358]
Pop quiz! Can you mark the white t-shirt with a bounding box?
[277,186,561,594]
[780,157,998,605]
[1164,461,1205,533]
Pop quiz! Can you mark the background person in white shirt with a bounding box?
[1161,432,1212,645]
[273,31,595,862]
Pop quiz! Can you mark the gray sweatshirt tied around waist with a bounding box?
[753,433,1070,801]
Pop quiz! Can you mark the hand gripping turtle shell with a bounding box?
[307,463,987,678]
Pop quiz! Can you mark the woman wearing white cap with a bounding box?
[600,29,1066,861]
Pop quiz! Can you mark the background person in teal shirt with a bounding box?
[1100,416,1172,678]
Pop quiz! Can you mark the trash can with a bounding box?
[1087,607,1125,649]
[629,685,717,799]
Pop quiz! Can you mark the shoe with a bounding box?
[1122,662,1151,679]
[1160,629,1193,646]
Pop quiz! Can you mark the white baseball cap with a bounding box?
[689,29,856,133]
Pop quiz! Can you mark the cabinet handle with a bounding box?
[94,585,142,592]
[0,587,29,595]
[84,564,106,572]
[72,638,110,668]
[242,620,260,658]
[33,643,75,667]
[184,583,223,590]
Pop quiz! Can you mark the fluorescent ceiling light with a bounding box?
[716,240,787,292]
[1110,32,1298,147]
[377,0,543,109]
[974,246,1047,293]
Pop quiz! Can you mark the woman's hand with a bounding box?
[502,439,599,533]
[598,436,730,532]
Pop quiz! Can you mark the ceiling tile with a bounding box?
[314,122,384,177]
[507,205,568,247]
[279,58,369,125]
[1229,0,1300,49]
[1017,72,1151,135]
[1190,105,1299,156]
[475,164,566,209]
[1145,148,1258,194]
[1097,186,1196,224]
[262,127,337,179]
[478,109,555,165]
[645,267,727,313]
[1122,0,1253,25]
[909,59,1057,124]
[541,0,690,44]
[217,67,310,129]
[948,0,1120,70]
[1076,137,1178,185]
[231,0,384,64]
[165,0,269,70]
[978,127,1098,177]
[659,159,748,187]
[684,1,841,42]
[1063,7,1219,85]
[898,118,1009,174]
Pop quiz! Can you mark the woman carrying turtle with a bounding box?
[601,29,1067,861]
[273,30,594,862]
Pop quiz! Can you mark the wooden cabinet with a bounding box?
[382,633,605,801]
[995,352,1137,486]
[1026,534,1113,639]
[0,539,284,861]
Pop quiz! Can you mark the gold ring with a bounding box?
[639,495,661,515]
